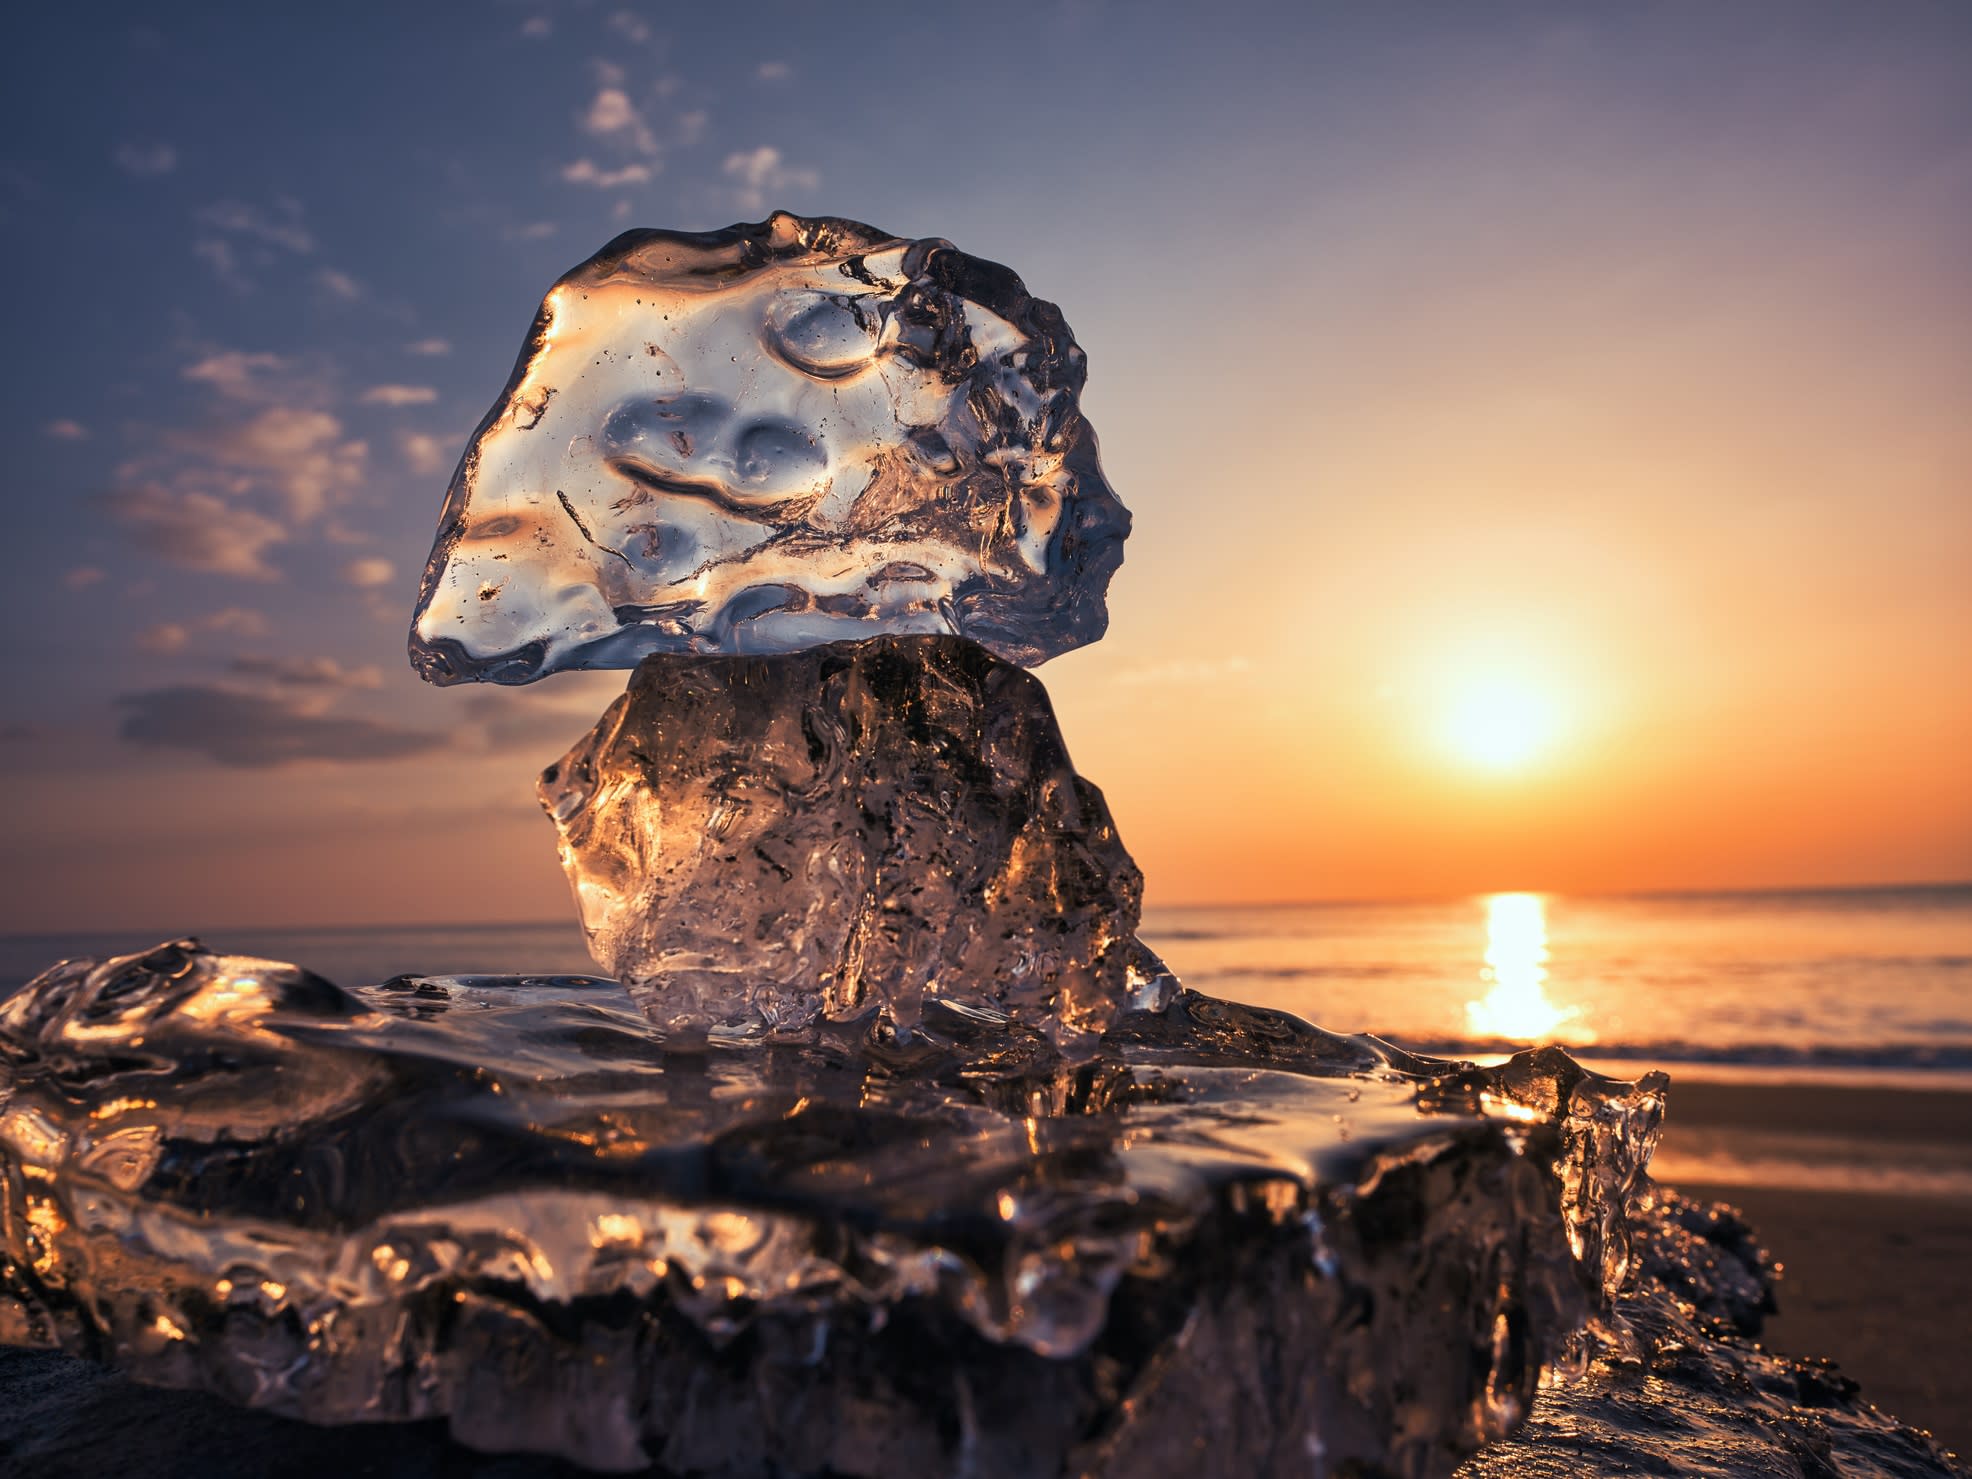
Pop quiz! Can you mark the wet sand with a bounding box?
[1658,1078,1972,1458]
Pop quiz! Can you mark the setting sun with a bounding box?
[1439,671,1565,774]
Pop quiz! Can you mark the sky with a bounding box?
[1,0,1968,933]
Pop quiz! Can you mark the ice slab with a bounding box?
[540,635,1161,1051]
[409,212,1129,684]
[0,939,1667,1477]
[1460,1187,1968,1478]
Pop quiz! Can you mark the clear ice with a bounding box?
[0,939,1670,1477]
[540,635,1160,1049]
[409,212,1129,684]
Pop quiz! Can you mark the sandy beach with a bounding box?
[1656,1077,1972,1457]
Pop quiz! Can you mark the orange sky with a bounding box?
[3,4,1968,932]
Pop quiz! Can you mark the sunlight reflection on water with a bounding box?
[1466,893,1590,1045]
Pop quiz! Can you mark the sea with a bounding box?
[4,885,1971,1202]
[4,883,1966,1082]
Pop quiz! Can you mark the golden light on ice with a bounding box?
[1466,893,1586,1044]
[1439,671,1563,773]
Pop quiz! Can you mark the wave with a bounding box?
[1388,1036,1972,1074]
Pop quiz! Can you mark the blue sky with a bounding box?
[3,1,1968,931]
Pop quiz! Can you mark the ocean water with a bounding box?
[3,884,1967,1079]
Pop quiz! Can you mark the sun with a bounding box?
[1439,670,1564,773]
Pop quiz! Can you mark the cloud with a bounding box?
[405,337,451,356]
[722,147,819,212]
[144,353,368,527]
[606,11,652,44]
[174,406,365,521]
[193,236,245,290]
[197,198,313,253]
[194,198,314,290]
[568,73,663,190]
[460,691,598,756]
[503,220,559,242]
[181,350,286,400]
[228,655,382,689]
[134,607,272,656]
[316,267,363,300]
[64,566,107,590]
[104,487,285,579]
[561,158,655,189]
[519,15,551,38]
[676,110,708,145]
[359,384,438,407]
[756,61,791,82]
[45,419,88,441]
[115,141,178,177]
[343,557,395,588]
[400,431,452,475]
[201,606,270,637]
[583,83,661,158]
[138,622,189,655]
[118,685,443,768]
[586,88,639,135]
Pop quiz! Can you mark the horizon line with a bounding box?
[3,876,1966,944]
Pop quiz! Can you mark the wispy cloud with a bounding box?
[359,383,438,407]
[197,198,313,253]
[64,566,107,590]
[103,487,286,580]
[519,14,552,39]
[193,237,245,290]
[399,431,453,476]
[164,351,369,522]
[136,606,272,656]
[118,685,442,768]
[168,406,366,521]
[182,350,287,399]
[342,557,395,588]
[404,337,451,356]
[460,689,610,756]
[228,655,382,689]
[585,86,660,157]
[563,62,667,190]
[137,622,190,655]
[562,158,655,189]
[723,147,820,213]
[756,61,791,82]
[114,141,178,177]
[45,418,88,441]
[203,606,270,636]
[502,220,559,242]
[193,197,314,290]
[606,11,652,45]
[316,267,363,300]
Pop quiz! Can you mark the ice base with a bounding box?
[540,636,1155,1050]
[0,940,1665,1476]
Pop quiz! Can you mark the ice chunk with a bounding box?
[0,938,1670,1477]
[539,634,1158,1050]
[409,212,1129,684]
